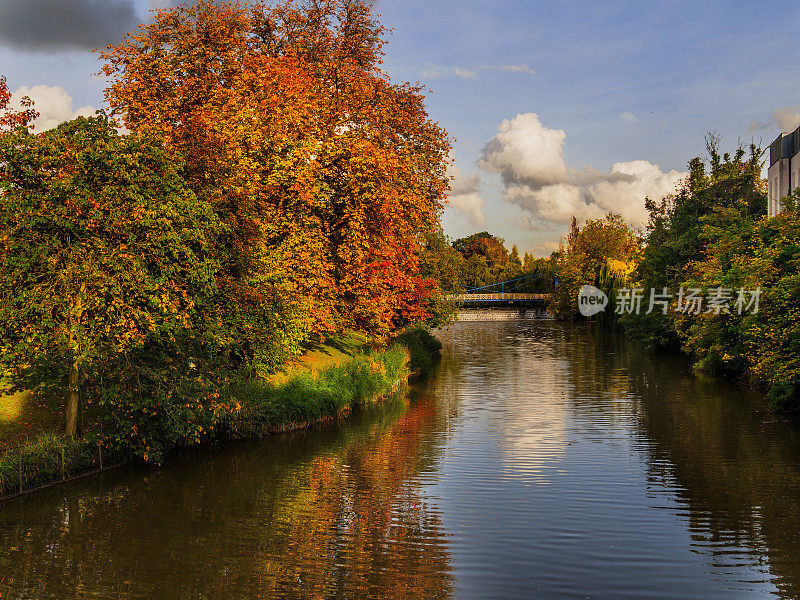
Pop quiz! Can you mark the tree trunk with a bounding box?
[66,357,79,436]
[66,283,84,437]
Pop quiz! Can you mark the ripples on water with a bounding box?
[2,321,800,599]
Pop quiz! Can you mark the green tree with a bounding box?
[676,188,798,410]
[0,114,225,438]
[453,231,513,290]
[453,231,509,264]
[624,139,765,350]
[417,226,462,325]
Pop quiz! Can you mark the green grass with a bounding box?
[0,433,122,498]
[392,326,443,376]
[268,331,370,385]
[0,381,62,453]
[226,344,409,439]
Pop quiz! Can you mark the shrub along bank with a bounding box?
[0,328,441,499]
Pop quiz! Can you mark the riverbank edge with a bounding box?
[0,327,442,500]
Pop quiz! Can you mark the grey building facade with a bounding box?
[768,126,800,216]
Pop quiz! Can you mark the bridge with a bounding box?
[452,289,552,321]
[451,274,552,306]
[456,292,550,303]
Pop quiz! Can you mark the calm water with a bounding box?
[2,320,800,599]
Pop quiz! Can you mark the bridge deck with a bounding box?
[453,293,550,302]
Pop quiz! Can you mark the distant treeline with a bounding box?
[419,230,556,294]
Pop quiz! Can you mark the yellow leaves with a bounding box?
[606,259,636,278]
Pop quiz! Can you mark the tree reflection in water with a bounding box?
[3,321,800,600]
[559,326,800,600]
[0,394,454,600]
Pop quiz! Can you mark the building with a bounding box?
[767,126,800,217]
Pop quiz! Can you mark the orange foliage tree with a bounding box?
[100,0,451,358]
[0,75,37,133]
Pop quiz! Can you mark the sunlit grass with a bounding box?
[268,331,370,384]
[0,389,29,422]
[227,344,409,439]
[0,378,62,453]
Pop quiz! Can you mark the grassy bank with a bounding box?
[0,383,61,454]
[0,327,441,499]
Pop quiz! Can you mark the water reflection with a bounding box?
[2,321,800,599]
[0,397,454,599]
[430,321,799,599]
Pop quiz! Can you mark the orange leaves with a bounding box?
[101,0,450,342]
[0,75,38,133]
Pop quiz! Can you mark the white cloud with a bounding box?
[773,107,800,132]
[448,192,485,227]
[584,160,684,226]
[421,64,477,79]
[420,63,535,80]
[483,63,536,76]
[479,112,686,228]
[749,106,800,133]
[532,240,561,257]
[506,183,604,225]
[10,85,95,133]
[618,111,637,123]
[512,214,558,232]
[446,160,485,227]
[478,113,569,188]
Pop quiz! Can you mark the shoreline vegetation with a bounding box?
[0,0,458,498]
[428,142,800,414]
[0,327,442,500]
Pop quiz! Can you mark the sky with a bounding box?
[1,0,799,256]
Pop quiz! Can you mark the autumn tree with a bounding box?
[100,0,451,354]
[0,75,37,133]
[0,114,225,438]
[453,231,509,265]
[550,214,642,320]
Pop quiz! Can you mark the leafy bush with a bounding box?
[393,327,442,375]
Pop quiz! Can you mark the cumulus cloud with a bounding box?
[584,160,684,225]
[773,107,800,132]
[533,240,561,256]
[479,113,569,188]
[618,111,637,123]
[512,214,558,232]
[0,0,138,51]
[506,183,605,225]
[479,112,686,228]
[446,161,486,227]
[10,85,95,133]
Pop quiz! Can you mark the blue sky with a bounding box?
[1,0,799,255]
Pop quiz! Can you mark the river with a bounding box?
[2,320,800,599]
